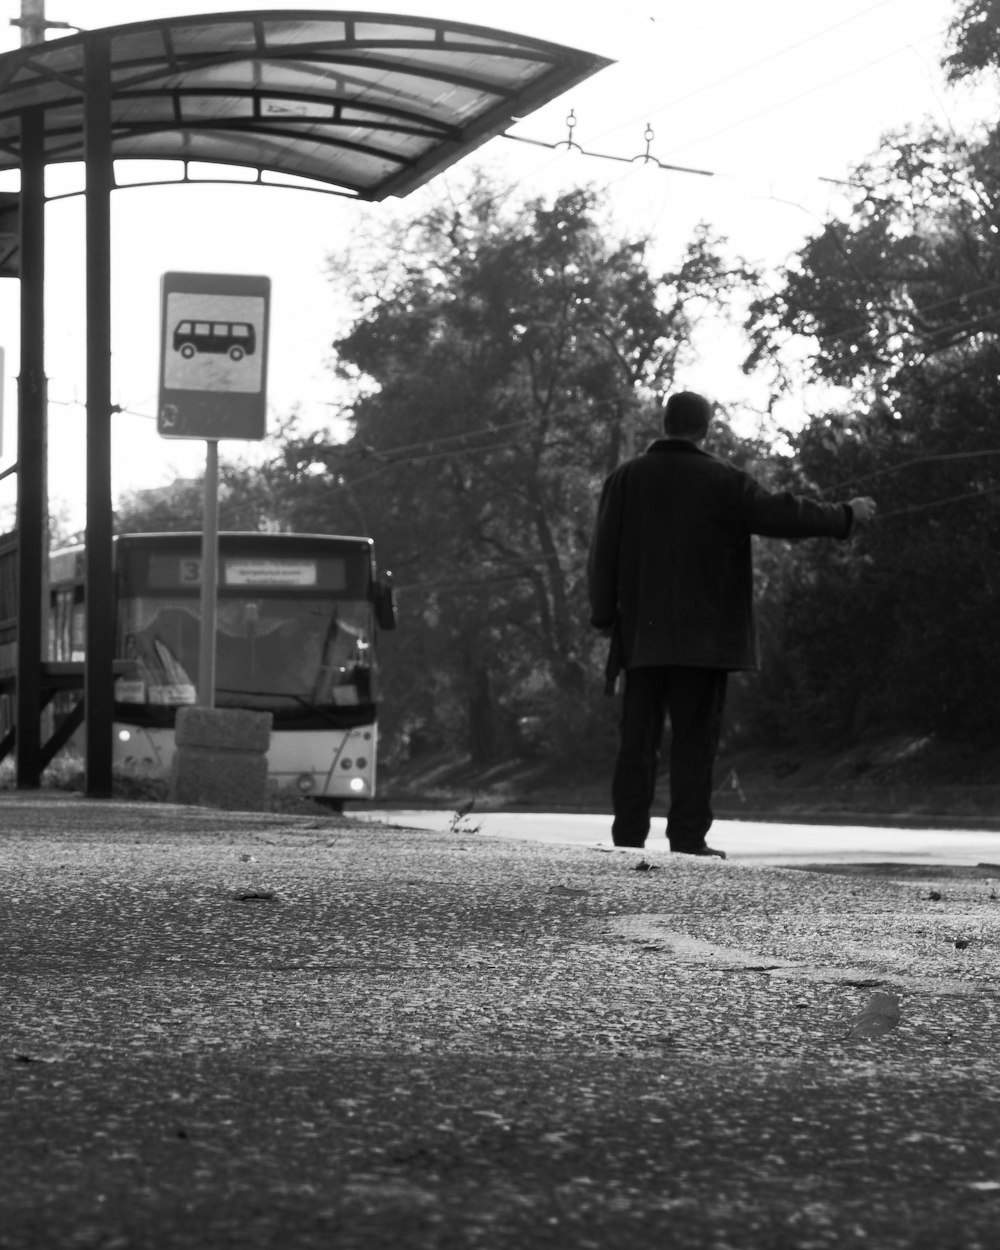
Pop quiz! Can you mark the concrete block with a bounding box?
[170,707,272,811]
[174,706,273,753]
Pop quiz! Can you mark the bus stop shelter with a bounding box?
[0,10,609,796]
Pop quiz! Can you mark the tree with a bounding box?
[740,22,1000,746]
[745,124,1000,403]
[278,174,756,765]
[115,462,277,534]
[944,0,1000,80]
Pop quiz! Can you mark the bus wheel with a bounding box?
[314,797,344,813]
[228,346,245,362]
[180,343,196,359]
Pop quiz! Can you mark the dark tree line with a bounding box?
[738,0,1000,748]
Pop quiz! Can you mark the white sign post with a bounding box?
[157,272,270,708]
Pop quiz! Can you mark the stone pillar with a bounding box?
[170,707,272,811]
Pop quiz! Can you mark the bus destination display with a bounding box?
[147,555,347,591]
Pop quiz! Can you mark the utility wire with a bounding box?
[876,480,1000,520]
[506,17,947,196]
[821,448,1000,496]
[322,416,537,462]
[656,30,944,165]
[802,278,1000,347]
[394,550,563,595]
[582,0,904,150]
[343,435,544,488]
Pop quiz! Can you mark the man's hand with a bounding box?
[848,496,877,526]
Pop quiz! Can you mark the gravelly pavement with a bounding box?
[2,794,1000,1249]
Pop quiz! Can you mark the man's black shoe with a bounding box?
[672,844,726,859]
[613,840,646,849]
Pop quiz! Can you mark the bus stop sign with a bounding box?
[158,272,270,440]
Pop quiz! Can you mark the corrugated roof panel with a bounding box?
[39,102,84,161]
[113,94,177,124]
[108,28,170,66]
[110,125,395,189]
[168,21,262,56]
[260,97,337,119]
[320,63,501,118]
[0,11,612,200]
[258,18,350,46]
[378,47,551,84]
[352,20,441,43]
[179,94,257,122]
[17,42,80,77]
[154,60,263,91]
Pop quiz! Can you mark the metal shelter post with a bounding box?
[83,32,114,798]
[14,105,46,788]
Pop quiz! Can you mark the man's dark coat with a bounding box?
[587,439,854,672]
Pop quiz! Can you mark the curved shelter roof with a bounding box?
[0,9,611,199]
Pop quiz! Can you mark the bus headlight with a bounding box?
[349,777,367,793]
[118,729,132,743]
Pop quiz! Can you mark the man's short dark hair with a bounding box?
[663,391,712,441]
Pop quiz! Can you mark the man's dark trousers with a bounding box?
[611,666,728,849]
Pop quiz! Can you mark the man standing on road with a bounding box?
[587,391,876,857]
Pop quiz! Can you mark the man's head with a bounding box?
[663,391,712,443]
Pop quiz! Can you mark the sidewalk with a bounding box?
[2,794,999,1249]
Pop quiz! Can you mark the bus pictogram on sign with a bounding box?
[173,319,257,362]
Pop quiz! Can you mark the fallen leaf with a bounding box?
[845,991,901,1039]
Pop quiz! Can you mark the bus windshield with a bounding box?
[115,593,375,723]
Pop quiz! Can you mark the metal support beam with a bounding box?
[15,105,46,789]
[83,33,114,798]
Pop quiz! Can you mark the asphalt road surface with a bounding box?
[355,809,1000,868]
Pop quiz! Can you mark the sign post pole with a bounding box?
[157,271,270,710]
[198,439,220,709]
[157,271,271,807]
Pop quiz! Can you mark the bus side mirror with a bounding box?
[375,578,397,630]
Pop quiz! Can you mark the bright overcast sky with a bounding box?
[0,0,985,529]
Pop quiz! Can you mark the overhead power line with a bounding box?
[583,0,905,151]
[504,5,949,200]
[876,480,1000,520]
[824,447,1000,496]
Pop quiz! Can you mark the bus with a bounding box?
[172,319,256,361]
[48,532,396,803]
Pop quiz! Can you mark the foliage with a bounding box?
[740,20,1000,747]
[115,463,278,535]
[944,0,1000,80]
[745,124,1000,401]
[268,176,756,764]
